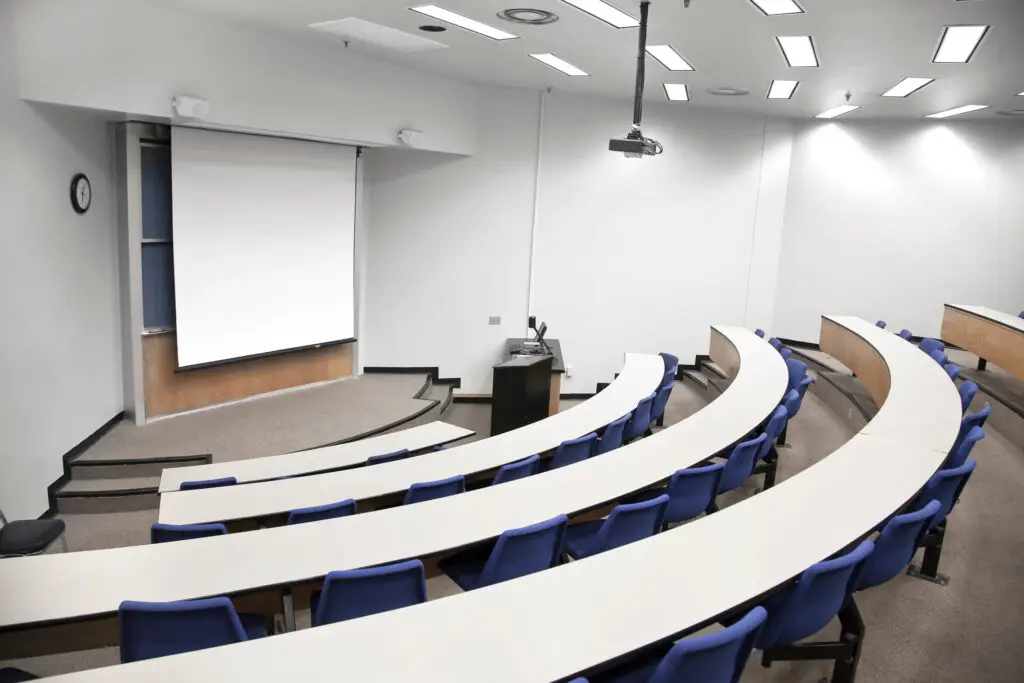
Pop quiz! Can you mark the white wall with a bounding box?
[773,120,1024,342]
[362,88,540,394]
[0,3,123,518]
[10,0,481,155]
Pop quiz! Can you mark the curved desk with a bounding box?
[157,421,475,492]
[941,304,1024,381]
[0,327,786,659]
[157,353,666,526]
[33,317,961,683]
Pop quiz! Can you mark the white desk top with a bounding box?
[945,304,1024,334]
[157,353,666,525]
[0,328,785,630]
[41,318,962,683]
[157,422,474,492]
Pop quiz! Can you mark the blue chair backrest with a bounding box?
[953,403,990,455]
[918,459,977,528]
[589,495,668,555]
[785,358,807,393]
[779,348,793,360]
[645,605,767,683]
[663,463,724,522]
[782,389,801,425]
[118,597,248,663]
[719,433,768,494]
[1020,311,1024,319]
[875,320,887,329]
[758,407,788,461]
[958,380,978,414]
[898,329,912,340]
[945,426,984,470]
[313,559,426,626]
[796,374,814,400]
[756,539,874,649]
[150,523,227,544]
[550,432,598,469]
[179,477,237,491]
[595,414,631,456]
[659,353,679,390]
[651,384,673,421]
[475,514,568,588]
[944,364,960,382]
[492,454,541,485]
[403,475,465,505]
[287,499,357,525]
[754,328,766,338]
[366,449,411,465]
[928,349,949,366]
[768,337,782,351]
[623,393,656,442]
[919,338,944,355]
[856,500,940,591]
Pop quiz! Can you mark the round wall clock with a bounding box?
[70,173,92,214]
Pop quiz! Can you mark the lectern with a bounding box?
[491,355,553,435]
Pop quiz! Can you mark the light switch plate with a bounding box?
[489,316,501,325]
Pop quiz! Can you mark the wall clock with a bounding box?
[70,173,92,214]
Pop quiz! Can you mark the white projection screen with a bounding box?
[171,127,356,369]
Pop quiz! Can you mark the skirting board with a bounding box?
[42,412,125,519]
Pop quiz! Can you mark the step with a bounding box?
[682,369,709,390]
[56,476,160,513]
[682,370,725,400]
[702,360,728,380]
[790,347,852,376]
[70,454,213,480]
[810,370,875,432]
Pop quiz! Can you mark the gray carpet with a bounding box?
[5,381,1023,682]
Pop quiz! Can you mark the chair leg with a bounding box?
[907,523,949,586]
[776,424,790,449]
[282,589,297,633]
[977,358,987,372]
[656,415,665,427]
[761,599,864,683]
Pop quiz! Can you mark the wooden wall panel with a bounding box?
[142,333,354,418]
[710,328,741,378]
[942,306,1024,381]
[819,318,890,406]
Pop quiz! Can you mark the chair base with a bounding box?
[906,521,948,586]
[906,564,949,586]
[761,599,864,683]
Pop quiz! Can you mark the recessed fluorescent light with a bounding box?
[816,105,860,119]
[933,25,988,63]
[560,0,639,28]
[1017,92,1024,97]
[926,104,989,119]
[882,77,934,98]
[767,80,799,99]
[664,84,689,101]
[409,5,518,40]
[749,0,804,16]
[529,53,588,76]
[777,36,818,67]
[646,45,694,71]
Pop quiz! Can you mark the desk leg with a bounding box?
[549,373,561,416]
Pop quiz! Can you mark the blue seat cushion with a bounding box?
[0,519,65,556]
[0,668,39,683]
[438,542,496,591]
[563,519,606,558]
[238,613,269,640]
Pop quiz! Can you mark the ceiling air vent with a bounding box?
[309,17,448,52]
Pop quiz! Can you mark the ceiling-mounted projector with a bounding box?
[609,1,662,158]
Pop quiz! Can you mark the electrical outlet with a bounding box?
[488,316,501,325]
[565,364,573,378]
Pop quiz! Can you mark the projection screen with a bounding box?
[171,127,356,369]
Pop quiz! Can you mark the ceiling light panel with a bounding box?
[664,84,689,101]
[767,80,798,99]
[646,45,694,71]
[816,105,860,119]
[933,25,988,63]
[882,77,934,98]
[749,0,804,16]
[409,5,518,40]
[560,0,638,28]
[529,53,588,76]
[777,36,818,67]
[926,104,989,119]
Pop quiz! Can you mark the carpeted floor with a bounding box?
[5,379,1023,682]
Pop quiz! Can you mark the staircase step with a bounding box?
[790,348,852,376]
[56,476,160,514]
[70,454,212,480]
[682,369,709,389]
[702,361,728,380]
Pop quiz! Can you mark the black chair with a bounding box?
[0,508,66,557]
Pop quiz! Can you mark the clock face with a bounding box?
[71,174,91,214]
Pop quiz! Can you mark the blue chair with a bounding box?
[595,414,631,456]
[563,495,668,560]
[179,477,237,491]
[403,475,465,505]
[650,384,673,429]
[952,402,990,455]
[898,328,912,340]
[311,559,426,627]
[754,328,766,338]
[287,499,357,525]
[757,540,874,681]
[710,434,767,511]
[875,320,887,328]
[630,462,724,527]
[623,393,656,443]
[547,432,598,470]
[908,459,977,585]
[439,515,568,590]
[593,606,767,683]
[0,669,38,683]
[366,448,411,465]
[944,363,960,381]
[928,349,949,366]
[919,338,944,355]
[779,347,793,360]
[748,404,789,491]
[118,597,267,663]
[856,500,940,591]
[768,337,782,351]
[944,426,984,470]
[150,523,227,544]
[658,352,679,388]
[1019,311,1024,319]
[491,454,541,485]
[785,358,808,394]
[958,380,978,414]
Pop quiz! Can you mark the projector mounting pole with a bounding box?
[632,1,651,132]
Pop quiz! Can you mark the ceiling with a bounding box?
[151,0,1024,120]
